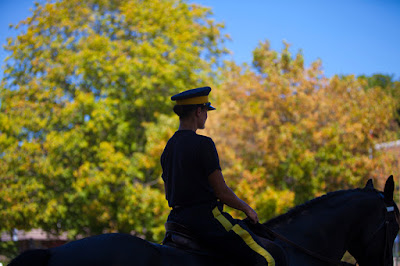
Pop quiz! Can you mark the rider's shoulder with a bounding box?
[196,134,216,146]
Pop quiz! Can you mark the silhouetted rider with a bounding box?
[161,86,278,265]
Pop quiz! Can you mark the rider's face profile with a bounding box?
[197,107,208,129]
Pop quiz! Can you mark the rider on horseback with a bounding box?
[161,87,284,265]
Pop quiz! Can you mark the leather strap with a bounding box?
[255,223,355,266]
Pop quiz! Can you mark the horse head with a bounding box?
[348,175,399,266]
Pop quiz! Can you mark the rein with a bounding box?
[254,194,396,266]
[258,224,352,266]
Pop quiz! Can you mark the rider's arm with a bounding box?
[208,169,259,223]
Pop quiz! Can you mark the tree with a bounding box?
[0,0,227,242]
[206,41,397,215]
[356,74,400,196]
[358,74,400,136]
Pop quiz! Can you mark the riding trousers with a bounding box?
[167,201,286,266]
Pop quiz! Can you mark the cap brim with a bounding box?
[207,103,216,111]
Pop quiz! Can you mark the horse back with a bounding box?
[8,249,51,266]
[11,233,231,266]
[48,233,160,266]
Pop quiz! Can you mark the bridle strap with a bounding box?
[259,224,351,265]
[384,221,390,265]
[364,220,386,244]
[357,199,395,265]
[254,193,395,266]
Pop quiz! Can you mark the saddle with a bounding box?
[162,222,207,252]
[162,221,278,250]
[163,221,287,265]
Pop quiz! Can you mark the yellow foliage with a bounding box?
[206,41,397,206]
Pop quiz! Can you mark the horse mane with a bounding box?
[264,188,368,227]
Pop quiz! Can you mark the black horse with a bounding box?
[9,176,399,266]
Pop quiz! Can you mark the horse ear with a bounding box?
[384,175,394,200]
[364,179,374,190]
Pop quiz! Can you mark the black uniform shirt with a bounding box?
[161,130,221,207]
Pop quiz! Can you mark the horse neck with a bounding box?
[264,189,382,259]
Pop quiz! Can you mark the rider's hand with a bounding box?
[245,207,259,224]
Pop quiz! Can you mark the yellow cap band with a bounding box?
[176,96,209,105]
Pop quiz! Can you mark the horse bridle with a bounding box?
[355,193,398,266]
[259,193,398,266]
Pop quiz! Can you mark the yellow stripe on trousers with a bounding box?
[212,206,275,266]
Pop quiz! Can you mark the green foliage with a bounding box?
[0,0,226,242]
[0,240,18,264]
[0,0,398,247]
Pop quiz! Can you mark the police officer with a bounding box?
[161,87,276,265]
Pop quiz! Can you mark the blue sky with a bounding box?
[1,0,399,79]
